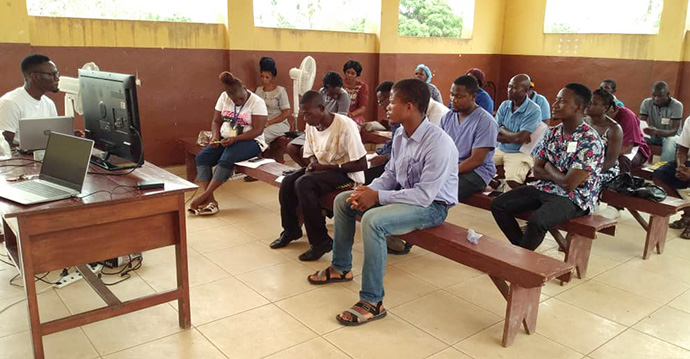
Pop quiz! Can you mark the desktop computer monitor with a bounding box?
[78,69,143,170]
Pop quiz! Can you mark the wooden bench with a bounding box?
[601,189,690,259]
[398,224,572,347]
[178,136,290,182]
[231,161,574,347]
[461,193,616,280]
[238,161,616,280]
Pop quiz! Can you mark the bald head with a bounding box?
[507,74,531,103]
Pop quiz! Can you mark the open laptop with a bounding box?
[18,116,74,152]
[0,132,94,205]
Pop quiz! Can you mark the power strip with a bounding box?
[53,264,102,289]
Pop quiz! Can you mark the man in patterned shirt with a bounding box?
[490,83,604,250]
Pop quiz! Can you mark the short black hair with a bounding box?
[343,60,362,77]
[392,78,430,114]
[259,56,277,77]
[653,81,669,94]
[299,90,324,107]
[592,88,616,108]
[453,75,479,95]
[322,71,343,89]
[21,54,51,76]
[375,80,394,94]
[564,82,592,107]
[601,78,617,91]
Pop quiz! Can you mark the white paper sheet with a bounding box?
[235,158,276,169]
[275,175,284,183]
[519,122,548,155]
[623,146,640,161]
[640,120,650,139]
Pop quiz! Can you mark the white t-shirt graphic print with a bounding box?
[215,90,269,151]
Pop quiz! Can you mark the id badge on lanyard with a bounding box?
[231,104,244,136]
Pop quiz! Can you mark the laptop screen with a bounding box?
[40,133,95,192]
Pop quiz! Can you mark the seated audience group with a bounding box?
[5,53,690,329]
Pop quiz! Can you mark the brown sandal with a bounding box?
[307,267,352,285]
[670,217,690,229]
[680,226,690,240]
[336,301,387,326]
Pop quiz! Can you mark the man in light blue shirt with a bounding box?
[494,74,543,189]
[307,78,459,326]
[528,81,551,122]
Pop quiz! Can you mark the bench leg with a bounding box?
[644,215,669,259]
[564,233,593,279]
[184,151,197,182]
[490,276,541,347]
[503,284,541,347]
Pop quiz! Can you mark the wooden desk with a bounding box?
[0,155,197,359]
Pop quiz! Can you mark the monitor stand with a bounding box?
[90,151,138,170]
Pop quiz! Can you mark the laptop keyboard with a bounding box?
[12,181,72,198]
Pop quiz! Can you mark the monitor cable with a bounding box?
[88,126,144,176]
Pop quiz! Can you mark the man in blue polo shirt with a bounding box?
[528,81,551,123]
[494,74,542,189]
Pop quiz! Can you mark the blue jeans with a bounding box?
[331,191,449,303]
[646,135,678,162]
[195,140,260,182]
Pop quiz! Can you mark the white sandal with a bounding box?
[187,207,200,216]
[198,202,219,216]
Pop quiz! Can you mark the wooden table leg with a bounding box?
[644,215,669,259]
[175,195,192,328]
[16,219,45,359]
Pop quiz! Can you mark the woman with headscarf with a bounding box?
[465,67,494,114]
[414,64,443,103]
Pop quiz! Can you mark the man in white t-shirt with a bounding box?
[271,90,367,261]
[287,72,351,167]
[653,115,690,237]
[0,54,60,146]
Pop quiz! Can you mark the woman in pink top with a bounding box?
[608,99,651,173]
[342,60,368,125]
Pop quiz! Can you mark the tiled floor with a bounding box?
[2,168,690,359]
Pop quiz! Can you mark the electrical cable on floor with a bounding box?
[0,258,13,267]
[0,285,54,317]
[98,254,143,286]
